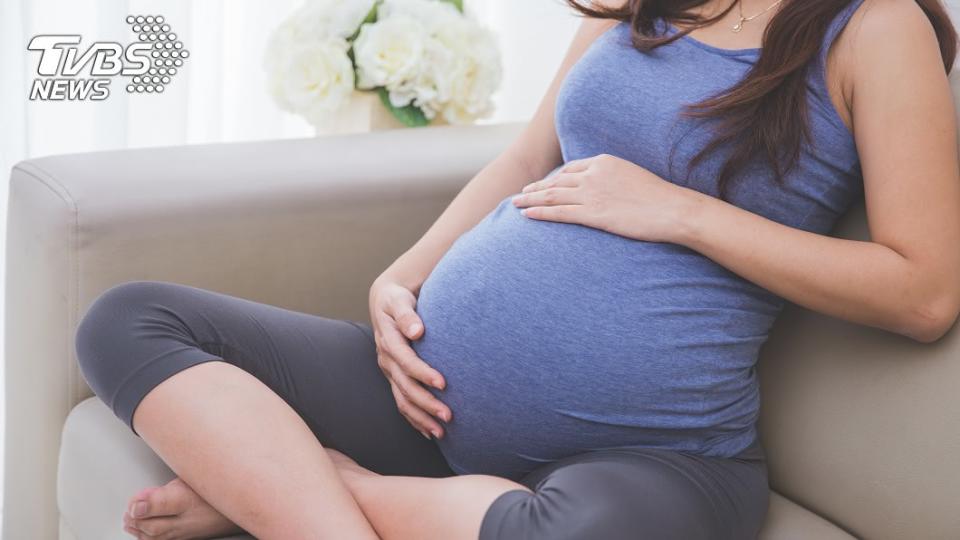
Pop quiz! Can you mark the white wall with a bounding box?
[0,0,583,525]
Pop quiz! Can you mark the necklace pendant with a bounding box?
[732,19,744,33]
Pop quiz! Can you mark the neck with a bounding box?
[674,0,777,49]
[693,0,783,20]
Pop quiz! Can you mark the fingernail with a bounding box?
[133,501,147,518]
[408,323,421,334]
[421,430,431,440]
[433,378,444,389]
[437,410,447,421]
[431,429,441,438]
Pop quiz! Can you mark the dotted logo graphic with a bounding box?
[124,15,189,94]
[26,13,189,101]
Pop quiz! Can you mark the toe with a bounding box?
[128,515,180,538]
[127,488,154,521]
[123,512,137,536]
[131,479,188,519]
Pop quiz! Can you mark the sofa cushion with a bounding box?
[758,492,856,540]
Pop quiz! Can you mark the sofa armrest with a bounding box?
[3,122,524,539]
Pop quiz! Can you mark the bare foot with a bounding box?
[123,451,371,539]
[123,477,243,539]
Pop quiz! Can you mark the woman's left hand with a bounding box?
[511,153,701,244]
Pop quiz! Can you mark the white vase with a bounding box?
[311,91,448,136]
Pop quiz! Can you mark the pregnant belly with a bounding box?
[411,194,782,480]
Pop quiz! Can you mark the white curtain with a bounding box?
[0,0,581,524]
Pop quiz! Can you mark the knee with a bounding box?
[480,460,717,540]
[480,464,633,540]
[75,280,175,398]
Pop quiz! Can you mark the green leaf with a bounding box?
[362,1,380,24]
[376,87,430,127]
[348,0,381,43]
[438,0,463,13]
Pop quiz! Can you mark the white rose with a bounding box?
[267,38,356,122]
[353,16,427,90]
[378,0,461,30]
[263,0,374,122]
[265,0,502,126]
[371,0,491,120]
[315,0,378,38]
[265,0,375,56]
[378,0,502,123]
[438,21,502,123]
[382,37,452,119]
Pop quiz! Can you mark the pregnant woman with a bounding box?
[75,0,960,538]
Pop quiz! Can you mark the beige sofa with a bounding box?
[4,111,959,538]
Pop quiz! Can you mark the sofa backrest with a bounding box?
[756,67,960,539]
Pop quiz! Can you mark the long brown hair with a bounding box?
[565,0,958,201]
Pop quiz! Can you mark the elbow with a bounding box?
[902,294,960,344]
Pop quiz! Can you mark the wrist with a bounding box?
[374,266,426,296]
[670,187,711,248]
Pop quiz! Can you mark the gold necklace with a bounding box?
[732,0,785,33]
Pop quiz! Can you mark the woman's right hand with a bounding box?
[368,276,452,440]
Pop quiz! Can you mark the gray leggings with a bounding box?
[75,280,770,539]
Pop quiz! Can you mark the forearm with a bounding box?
[675,189,955,343]
[378,147,553,295]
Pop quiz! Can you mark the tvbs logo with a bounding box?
[28,15,189,101]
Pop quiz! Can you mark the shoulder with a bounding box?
[833,0,947,108]
[844,0,942,63]
[854,0,937,34]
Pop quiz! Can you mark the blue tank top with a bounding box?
[411,1,864,480]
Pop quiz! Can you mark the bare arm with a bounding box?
[376,15,618,294]
[674,0,960,342]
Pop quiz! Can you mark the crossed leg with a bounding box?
[118,438,770,540]
[124,360,529,539]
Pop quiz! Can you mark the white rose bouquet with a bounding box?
[264,0,502,128]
